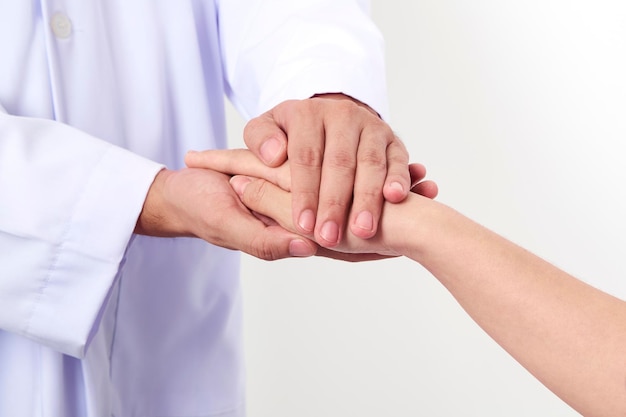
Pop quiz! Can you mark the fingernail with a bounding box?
[298,209,315,233]
[320,221,339,245]
[230,176,251,197]
[260,138,282,165]
[289,239,314,257]
[389,181,404,192]
[354,211,374,231]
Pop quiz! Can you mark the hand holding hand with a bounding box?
[229,162,437,259]
[185,148,438,259]
[186,94,411,247]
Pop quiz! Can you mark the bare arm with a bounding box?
[395,195,626,417]
[216,151,626,417]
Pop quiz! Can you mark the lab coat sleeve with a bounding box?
[216,0,390,120]
[0,108,164,358]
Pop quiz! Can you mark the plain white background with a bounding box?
[226,1,626,416]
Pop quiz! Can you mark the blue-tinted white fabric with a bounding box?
[0,1,388,416]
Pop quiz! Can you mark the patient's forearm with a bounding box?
[227,167,626,416]
[395,195,626,417]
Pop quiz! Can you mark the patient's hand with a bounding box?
[229,162,437,259]
[229,174,395,258]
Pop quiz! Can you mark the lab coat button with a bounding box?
[50,13,72,39]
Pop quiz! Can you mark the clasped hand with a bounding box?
[183,94,437,260]
[190,149,437,260]
[137,94,435,261]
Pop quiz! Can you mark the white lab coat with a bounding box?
[0,1,388,416]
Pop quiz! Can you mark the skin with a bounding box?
[133,167,318,260]
[136,95,413,260]
[201,148,626,417]
[182,148,437,261]
[185,93,412,248]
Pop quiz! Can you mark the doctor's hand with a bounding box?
[186,94,411,248]
[134,168,317,260]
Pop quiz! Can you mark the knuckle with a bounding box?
[326,147,357,172]
[322,195,350,213]
[368,123,395,144]
[249,235,283,261]
[272,100,298,121]
[292,145,324,168]
[353,186,382,205]
[387,144,410,167]
[332,99,361,119]
[358,146,387,171]
[291,99,317,120]
[276,99,297,112]
[393,134,408,149]
[243,179,270,207]
[243,117,264,139]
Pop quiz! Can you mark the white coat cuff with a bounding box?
[267,63,389,120]
[234,62,390,122]
[24,146,163,358]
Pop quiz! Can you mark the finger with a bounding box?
[251,210,280,227]
[409,163,438,199]
[223,191,316,260]
[282,102,326,237]
[230,175,298,234]
[185,149,291,191]
[230,175,323,257]
[240,224,318,260]
[348,121,390,240]
[382,136,411,203]
[411,180,439,199]
[408,162,428,184]
[231,175,399,259]
[244,108,288,167]
[314,111,361,247]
